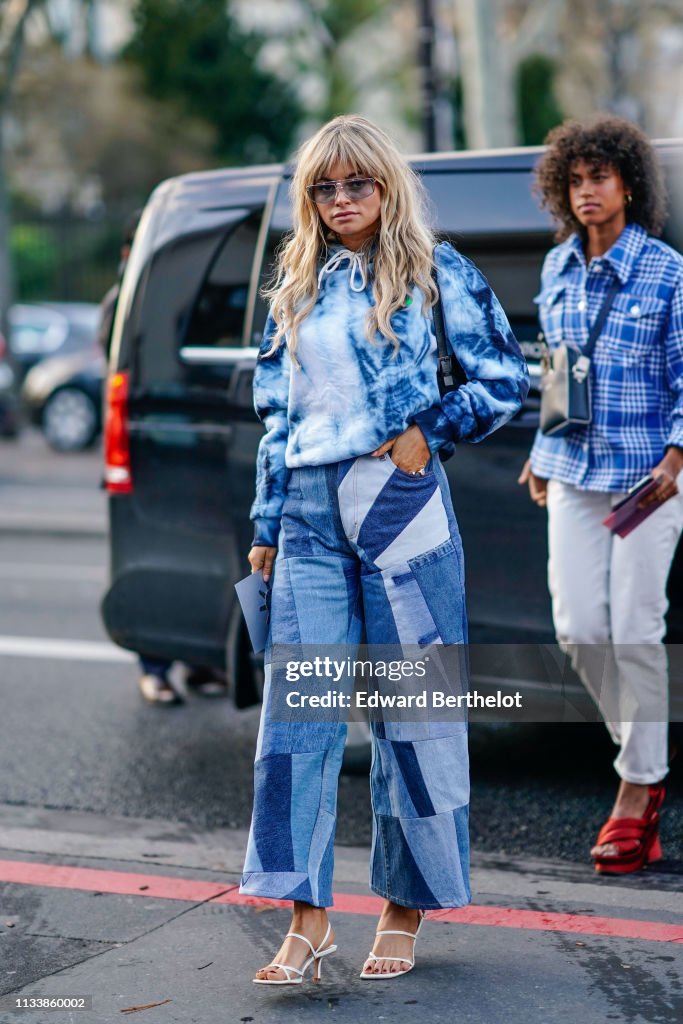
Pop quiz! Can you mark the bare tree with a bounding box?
[553,0,683,133]
[295,0,390,121]
[455,0,565,149]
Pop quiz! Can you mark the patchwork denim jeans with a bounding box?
[239,453,471,909]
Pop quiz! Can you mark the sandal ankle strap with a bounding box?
[285,921,332,957]
[284,931,315,956]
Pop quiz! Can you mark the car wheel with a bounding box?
[42,387,98,451]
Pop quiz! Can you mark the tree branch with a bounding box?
[0,0,42,114]
[508,0,565,62]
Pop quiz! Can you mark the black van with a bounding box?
[101,142,683,707]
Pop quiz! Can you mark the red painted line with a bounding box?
[0,859,235,903]
[1,858,681,944]
[426,905,683,944]
[216,889,683,944]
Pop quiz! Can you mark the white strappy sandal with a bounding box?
[253,922,337,985]
[359,909,425,979]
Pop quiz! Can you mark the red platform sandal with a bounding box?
[592,785,665,875]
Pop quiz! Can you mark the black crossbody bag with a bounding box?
[431,266,467,396]
[539,280,620,437]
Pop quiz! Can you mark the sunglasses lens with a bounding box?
[309,178,374,203]
[310,183,336,204]
[345,178,374,199]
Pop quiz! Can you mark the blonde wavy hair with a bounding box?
[263,114,438,363]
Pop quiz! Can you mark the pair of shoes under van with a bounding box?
[138,673,184,706]
[184,667,228,698]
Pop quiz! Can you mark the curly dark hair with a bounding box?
[534,114,667,242]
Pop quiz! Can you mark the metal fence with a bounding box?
[11,207,133,304]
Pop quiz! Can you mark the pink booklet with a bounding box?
[602,476,661,538]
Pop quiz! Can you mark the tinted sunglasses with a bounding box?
[306,176,376,205]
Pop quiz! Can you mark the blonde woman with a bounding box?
[240,115,529,984]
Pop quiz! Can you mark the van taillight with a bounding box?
[104,371,133,494]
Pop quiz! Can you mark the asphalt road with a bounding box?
[1,431,681,1024]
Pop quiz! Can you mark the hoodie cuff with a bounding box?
[251,516,281,549]
[411,405,452,453]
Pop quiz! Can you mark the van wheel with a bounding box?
[226,604,262,708]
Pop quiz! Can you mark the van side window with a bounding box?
[183,213,261,349]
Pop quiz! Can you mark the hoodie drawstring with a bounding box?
[317,248,368,292]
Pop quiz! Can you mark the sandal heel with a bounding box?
[647,833,663,863]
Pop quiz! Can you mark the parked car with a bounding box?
[101,142,683,712]
[21,346,105,451]
[9,302,101,385]
[0,328,20,438]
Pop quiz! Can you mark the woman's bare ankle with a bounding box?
[290,903,331,943]
[291,902,327,923]
[379,900,420,923]
[611,781,651,819]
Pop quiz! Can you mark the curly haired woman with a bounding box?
[240,114,529,984]
[519,115,683,874]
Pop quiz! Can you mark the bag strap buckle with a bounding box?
[571,354,591,383]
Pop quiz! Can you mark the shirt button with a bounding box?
[593,264,602,273]
[630,304,641,317]
[578,300,586,312]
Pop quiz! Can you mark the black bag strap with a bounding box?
[583,278,620,358]
[431,265,467,396]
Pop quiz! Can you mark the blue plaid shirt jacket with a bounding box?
[530,223,683,492]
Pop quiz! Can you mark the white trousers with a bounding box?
[546,478,683,784]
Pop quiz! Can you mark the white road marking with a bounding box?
[0,635,135,663]
[0,563,105,582]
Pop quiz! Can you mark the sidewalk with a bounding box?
[0,807,681,1023]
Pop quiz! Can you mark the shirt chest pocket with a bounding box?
[600,294,667,364]
[533,283,568,344]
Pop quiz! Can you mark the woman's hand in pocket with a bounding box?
[518,459,549,507]
[248,545,277,582]
[372,425,430,474]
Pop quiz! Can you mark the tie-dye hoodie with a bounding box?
[251,240,529,547]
